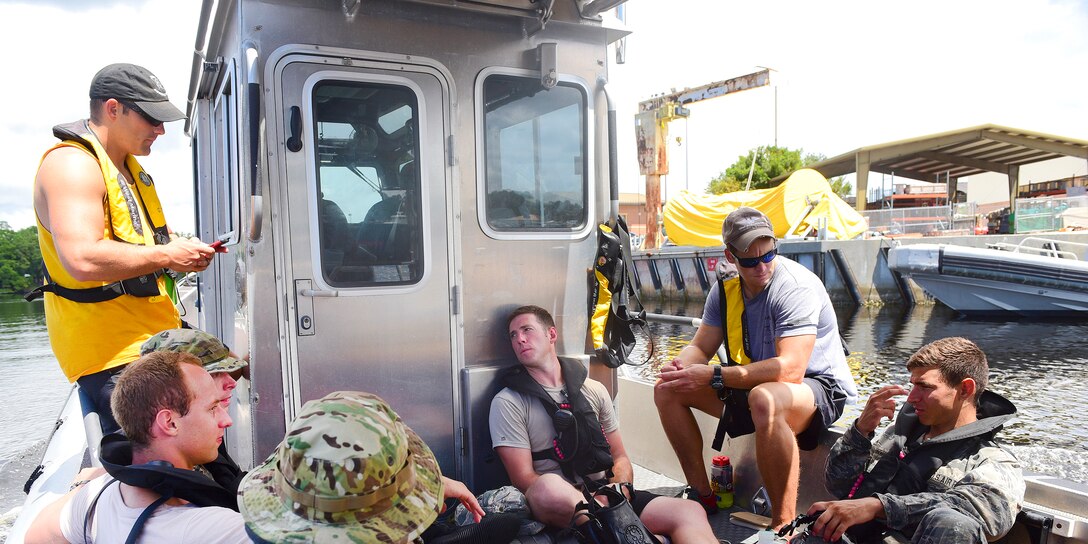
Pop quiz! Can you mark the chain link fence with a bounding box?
[862,202,977,236]
[1014,195,1088,233]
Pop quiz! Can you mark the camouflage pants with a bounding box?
[792,508,985,544]
[910,508,985,544]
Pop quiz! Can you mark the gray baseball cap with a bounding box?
[722,207,776,252]
[89,63,186,123]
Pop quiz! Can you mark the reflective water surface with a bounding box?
[626,300,1088,484]
[0,296,68,464]
[3,295,1085,484]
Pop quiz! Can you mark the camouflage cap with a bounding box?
[140,328,247,376]
[238,391,444,544]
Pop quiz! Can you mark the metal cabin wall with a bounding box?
[244,0,611,364]
[236,0,616,472]
[191,0,272,468]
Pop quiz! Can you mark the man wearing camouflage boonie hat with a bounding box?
[240,391,519,544]
[141,327,251,493]
[239,391,444,543]
[141,328,247,380]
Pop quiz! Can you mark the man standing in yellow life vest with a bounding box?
[654,207,858,530]
[31,63,218,434]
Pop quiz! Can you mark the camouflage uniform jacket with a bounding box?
[825,390,1025,541]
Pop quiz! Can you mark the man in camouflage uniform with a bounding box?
[141,328,248,409]
[239,391,517,544]
[141,328,250,493]
[801,337,1024,544]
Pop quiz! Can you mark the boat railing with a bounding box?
[645,312,730,364]
[987,236,1088,260]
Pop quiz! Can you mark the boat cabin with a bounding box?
[185,0,628,488]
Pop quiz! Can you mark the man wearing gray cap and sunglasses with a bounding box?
[31,63,219,435]
[655,206,858,530]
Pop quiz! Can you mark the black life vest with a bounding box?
[502,358,614,486]
[845,391,1015,542]
[86,434,241,544]
[99,433,240,510]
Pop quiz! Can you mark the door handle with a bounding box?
[286,106,303,152]
[299,288,339,298]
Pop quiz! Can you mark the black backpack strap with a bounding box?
[84,478,119,543]
[125,491,173,544]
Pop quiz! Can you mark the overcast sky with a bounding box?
[1,0,1085,232]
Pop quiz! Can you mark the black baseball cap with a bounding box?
[89,63,186,123]
[722,207,776,252]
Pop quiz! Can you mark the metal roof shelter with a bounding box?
[773,124,1088,211]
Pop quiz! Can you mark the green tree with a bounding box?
[706,146,852,198]
[0,223,43,293]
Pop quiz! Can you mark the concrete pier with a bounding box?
[632,232,1088,305]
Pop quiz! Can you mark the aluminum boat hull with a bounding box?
[888,243,1088,316]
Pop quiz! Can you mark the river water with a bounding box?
[0,297,1085,487]
[625,300,1088,484]
[0,297,68,464]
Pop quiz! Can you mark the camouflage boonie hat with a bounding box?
[140,328,247,376]
[238,391,444,544]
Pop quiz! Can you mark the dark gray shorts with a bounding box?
[718,374,848,451]
[796,374,849,450]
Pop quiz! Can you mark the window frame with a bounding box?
[211,60,241,244]
[302,70,434,294]
[474,67,594,241]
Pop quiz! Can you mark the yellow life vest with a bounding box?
[35,120,180,381]
[719,276,752,366]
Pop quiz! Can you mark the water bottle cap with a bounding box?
[712,455,726,465]
[721,455,730,464]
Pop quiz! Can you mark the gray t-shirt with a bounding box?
[489,376,618,483]
[702,256,857,402]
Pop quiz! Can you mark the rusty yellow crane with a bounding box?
[635,69,771,248]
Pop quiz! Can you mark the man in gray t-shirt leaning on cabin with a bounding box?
[655,206,858,530]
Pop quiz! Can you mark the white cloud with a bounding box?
[0,1,198,231]
[610,0,1088,198]
[1,0,1084,230]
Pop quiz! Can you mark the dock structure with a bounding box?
[631,231,1088,306]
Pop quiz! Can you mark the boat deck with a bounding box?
[634,464,766,544]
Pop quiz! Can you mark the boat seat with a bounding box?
[356,161,417,263]
[319,197,353,277]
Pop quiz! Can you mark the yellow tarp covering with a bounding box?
[662,169,867,247]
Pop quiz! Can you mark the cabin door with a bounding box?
[276,58,456,468]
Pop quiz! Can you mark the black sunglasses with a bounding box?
[120,101,163,128]
[734,246,778,268]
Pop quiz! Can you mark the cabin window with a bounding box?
[482,75,587,232]
[312,81,424,287]
[211,72,238,241]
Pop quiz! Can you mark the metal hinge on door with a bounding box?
[446,135,454,166]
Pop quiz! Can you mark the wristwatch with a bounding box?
[710,365,730,401]
[710,365,724,392]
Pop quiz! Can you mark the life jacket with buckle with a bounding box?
[502,357,615,486]
[844,391,1016,542]
[31,120,180,380]
[717,275,753,366]
[589,216,652,368]
[85,434,240,544]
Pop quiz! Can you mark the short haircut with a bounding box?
[111,351,203,448]
[89,98,108,123]
[906,337,988,401]
[507,305,556,331]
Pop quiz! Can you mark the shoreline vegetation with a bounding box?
[0,222,43,295]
